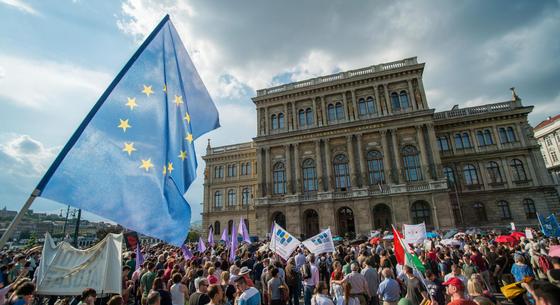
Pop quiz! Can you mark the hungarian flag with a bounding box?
[392,225,425,273]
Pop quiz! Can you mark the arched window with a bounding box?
[214,221,221,234]
[246,162,251,176]
[335,102,344,120]
[366,97,376,114]
[443,167,455,185]
[497,200,512,219]
[499,127,508,143]
[523,199,536,219]
[242,187,250,206]
[278,113,285,129]
[367,150,385,185]
[411,201,432,225]
[214,191,223,208]
[484,129,494,145]
[510,159,528,181]
[306,108,313,125]
[333,154,351,190]
[327,104,335,121]
[399,91,409,109]
[273,162,286,194]
[214,166,221,178]
[486,161,503,183]
[507,127,517,142]
[271,114,278,129]
[463,164,479,185]
[358,98,367,115]
[302,158,318,193]
[337,207,356,235]
[227,164,236,177]
[227,189,236,206]
[477,131,485,146]
[473,202,487,221]
[391,92,400,110]
[462,132,472,148]
[402,146,422,182]
[298,109,306,126]
[227,220,234,235]
[454,133,464,149]
[437,136,450,151]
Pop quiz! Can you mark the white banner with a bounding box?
[302,228,335,255]
[525,228,534,239]
[404,223,427,244]
[270,223,301,260]
[511,222,516,231]
[36,233,123,295]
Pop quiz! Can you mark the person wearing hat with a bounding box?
[442,277,476,305]
[239,267,255,287]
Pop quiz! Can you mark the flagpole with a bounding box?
[0,189,40,249]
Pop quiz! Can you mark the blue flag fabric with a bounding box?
[36,15,219,246]
[538,213,560,237]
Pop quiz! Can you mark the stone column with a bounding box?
[391,129,402,183]
[525,154,538,184]
[321,96,327,126]
[374,85,382,116]
[416,125,431,180]
[264,107,269,136]
[383,84,392,115]
[492,125,503,149]
[426,123,442,179]
[357,134,368,187]
[285,144,292,194]
[381,130,392,184]
[351,90,359,120]
[342,92,350,122]
[294,143,301,194]
[312,98,318,127]
[347,135,357,188]
[325,138,334,191]
[516,123,527,146]
[315,140,324,192]
[470,129,480,153]
[500,158,514,188]
[283,103,288,131]
[408,80,417,111]
[417,77,429,109]
[265,146,272,196]
[291,102,297,131]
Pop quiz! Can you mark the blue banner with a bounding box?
[538,213,560,237]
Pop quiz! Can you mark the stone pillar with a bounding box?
[501,158,514,188]
[321,96,327,126]
[315,140,324,192]
[351,90,359,120]
[470,129,480,153]
[426,123,442,179]
[525,154,538,184]
[492,125,503,149]
[408,80,417,111]
[264,107,269,136]
[312,98,318,127]
[417,77,429,109]
[291,102,297,131]
[325,138,334,191]
[347,135,357,188]
[516,123,527,146]
[374,85,382,116]
[285,144,292,194]
[342,92,350,122]
[283,103,288,131]
[294,143,301,194]
[265,146,272,196]
[383,84,392,115]
[391,129,402,183]
[357,134,368,187]
[381,130,392,184]
[416,125,431,180]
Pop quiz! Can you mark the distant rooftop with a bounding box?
[534,114,560,130]
[255,57,420,97]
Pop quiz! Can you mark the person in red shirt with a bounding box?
[442,277,476,305]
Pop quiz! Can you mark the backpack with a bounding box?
[301,263,312,279]
[538,255,552,274]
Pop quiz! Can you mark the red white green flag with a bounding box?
[392,225,425,273]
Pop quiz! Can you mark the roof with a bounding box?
[534,114,560,130]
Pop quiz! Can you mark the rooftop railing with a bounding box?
[434,101,517,120]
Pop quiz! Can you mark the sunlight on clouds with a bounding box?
[0,133,58,177]
[0,0,40,16]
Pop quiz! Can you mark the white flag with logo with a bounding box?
[525,228,534,239]
[404,223,427,244]
[270,223,301,260]
[302,228,335,255]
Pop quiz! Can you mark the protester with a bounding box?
[207,284,224,305]
[377,268,400,305]
[189,277,211,305]
[170,273,188,305]
[267,267,285,305]
[303,255,320,305]
[311,282,334,305]
[8,282,35,305]
[443,277,477,305]
[235,276,261,305]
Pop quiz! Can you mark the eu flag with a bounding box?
[37,15,219,246]
[538,213,560,237]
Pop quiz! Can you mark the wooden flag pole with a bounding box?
[0,189,40,249]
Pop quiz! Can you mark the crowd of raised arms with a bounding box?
[1,231,560,305]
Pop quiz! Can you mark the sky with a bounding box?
[0,0,559,224]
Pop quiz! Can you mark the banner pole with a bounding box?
[0,189,40,249]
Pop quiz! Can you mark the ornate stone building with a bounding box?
[202,57,559,239]
[534,114,560,186]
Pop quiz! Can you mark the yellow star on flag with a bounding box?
[185,133,193,143]
[162,165,167,175]
[174,95,183,106]
[167,162,174,174]
[142,85,154,97]
[122,142,136,156]
[125,97,138,110]
[118,119,131,132]
[178,150,187,160]
[139,159,154,171]
[183,112,191,123]
[163,84,167,92]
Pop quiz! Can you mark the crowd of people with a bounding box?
[1,229,560,305]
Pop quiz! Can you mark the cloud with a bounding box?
[0,54,111,110]
[0,133,58,177]
[0,0,39,16]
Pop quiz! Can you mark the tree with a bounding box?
[186,230,200,243]
[96,225,123,240]
[25,232,38,249]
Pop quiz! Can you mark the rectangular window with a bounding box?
[552,151,559,163]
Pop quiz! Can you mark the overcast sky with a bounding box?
[1,0,559,223]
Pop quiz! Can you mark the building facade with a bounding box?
[202,57,559,239]
[534,115,560,187]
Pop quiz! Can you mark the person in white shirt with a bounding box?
[311,282,334,305]
[303,255,320,305]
